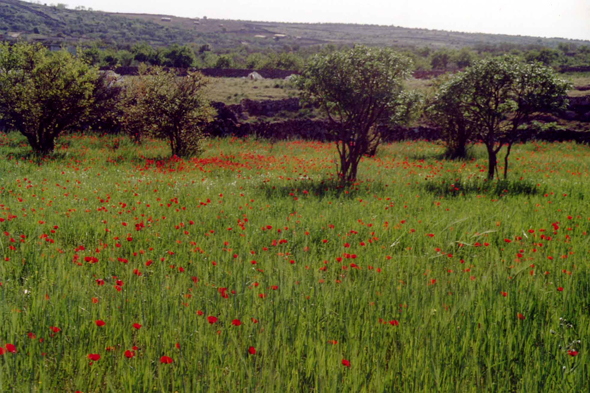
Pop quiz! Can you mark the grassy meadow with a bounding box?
[1,132,590,391]
[206,78,297,104]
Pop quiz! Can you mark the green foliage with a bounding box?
[198,44,212,54]
[263,52,304,70]
[427,75,474,159]
[101,49,119,67]
[120,66,215,157]
[79,45,101,65]
[429,56,571,179]
[430,50,451,70]
[245,53,264,69]
[131,42,158,64]
[214,54,233,69]
[525,48,560,66]
[454,48,475,68]
[160,44,195,68]
[0,42,98,154]
[78,71,123,132]
[117,50,133,67]
[297,45,416,181]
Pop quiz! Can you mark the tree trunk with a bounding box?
[25,131,56,155]
[338,143,350,183]
[503,143,513,180]
[347,157,361,182]
[487,148,497,181]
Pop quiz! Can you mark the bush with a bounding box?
[0,42,98,155]
[120,66,215,157]
[160,44,195,68]
[78,71,123,133]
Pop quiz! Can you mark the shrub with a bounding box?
[120,66,215,157]
[0,42,98,155]
[160,44,195,68]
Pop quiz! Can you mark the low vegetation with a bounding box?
[1,134,590,391]
[119,66,214,157]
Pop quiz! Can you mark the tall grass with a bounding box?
[1,132,589,391]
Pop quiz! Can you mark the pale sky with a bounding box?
[60,0,590,41]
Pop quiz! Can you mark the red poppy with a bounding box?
[518,313,526,320]
[160,355,173,364]
[88,354,100,361]
[50,326,61,333]
[95,320,105,327]
[232,319,241,326]
[124,350,135,359]
[0,347,5,355]
[207,316,218,324]
[389,320,399,326]
[568,350,579,357]
[5,344,16,354]
[133,323,142,330]
[342,359,351,367]
[248,346,256,355]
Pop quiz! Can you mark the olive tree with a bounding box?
[0,42,98,155]
[297,46,417,182]
[427,76,474,159]
[120,66,215,157]
[429,56,570,180]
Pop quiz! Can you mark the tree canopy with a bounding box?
[297,45,419,182]
[0,42,99,155]
[429,56,571,179]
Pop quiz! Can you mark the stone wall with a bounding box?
[240,98,301,116]
[563,96,590,122]
[100,66,298,79]
[205,100,590,145]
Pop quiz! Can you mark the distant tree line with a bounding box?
[71,40,590,72]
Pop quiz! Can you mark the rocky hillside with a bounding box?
[1,0,588,49]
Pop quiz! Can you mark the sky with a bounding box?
[57,0,590,41]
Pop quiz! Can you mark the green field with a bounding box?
[206,77,296,104]
[1,132,590,391]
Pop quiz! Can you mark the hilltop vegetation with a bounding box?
[1,0,589,51]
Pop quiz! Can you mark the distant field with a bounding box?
[205,78,297,104]
[205,76,435,105]
[1,133,590,391]
[204,73,588,106]
[564,73,590,97]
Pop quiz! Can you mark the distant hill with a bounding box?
[1,0,589,50]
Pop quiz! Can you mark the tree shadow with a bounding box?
[2,148,71,162]
[421,178,546,198]
[257,177,390,200]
